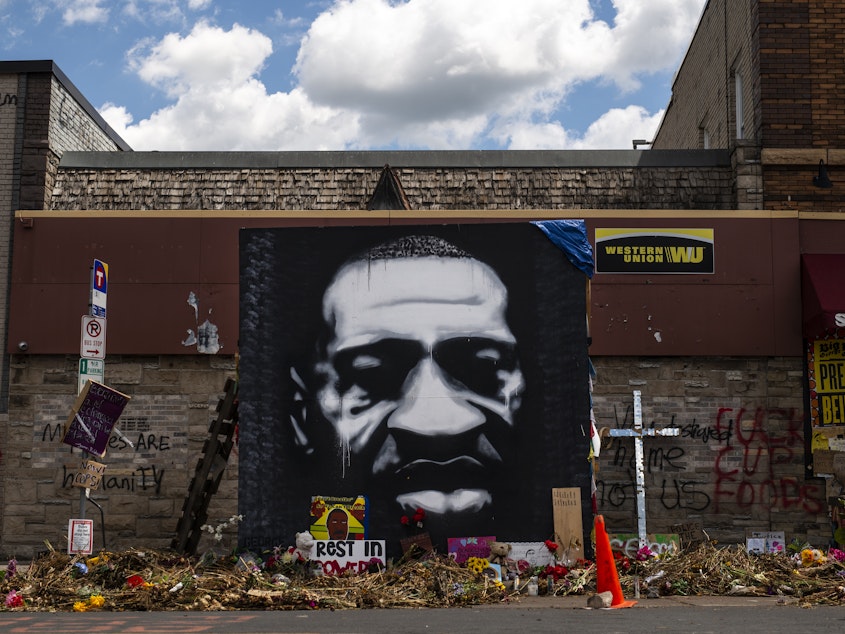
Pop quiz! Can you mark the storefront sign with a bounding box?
[595,228,715,274]
[813,338,845,426]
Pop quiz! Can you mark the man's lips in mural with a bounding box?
[390,455,491,492]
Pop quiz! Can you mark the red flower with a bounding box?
[126,574,145,588]
[400,515,410,526]
[544,539,559,552]
[539,564,569,581]
[5,590,24,608]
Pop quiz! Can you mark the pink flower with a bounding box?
[5,590,24,607]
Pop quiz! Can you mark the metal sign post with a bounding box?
[78,260,109,523]
[609,390,680,550]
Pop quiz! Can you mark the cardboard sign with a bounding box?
[447,536,495,564]
[747,531,785,554]
[62,381,130,457]
[68,519,94,555]
[509,541,556,570]
[400,532,433,555]
[552,487,584,561]
[311,539,385,575]
[72,459,106,490]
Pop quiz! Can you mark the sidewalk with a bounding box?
[485,592,800,609]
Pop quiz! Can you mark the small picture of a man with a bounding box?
[326,507,350,540]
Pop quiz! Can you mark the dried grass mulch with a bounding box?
[2,541,845,611]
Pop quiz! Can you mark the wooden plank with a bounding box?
[172,379,238,554]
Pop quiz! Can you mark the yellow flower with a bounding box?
[801,549,815,567]
[73,601,89,612]
[88,595,105,608]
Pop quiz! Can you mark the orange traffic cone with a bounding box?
[594,515,636,608]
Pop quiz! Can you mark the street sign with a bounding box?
[90,259,108,318]
[80,315,106,359]
[78,358,105,394]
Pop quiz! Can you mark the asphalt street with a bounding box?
[3,595,845,634]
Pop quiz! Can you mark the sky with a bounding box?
[3,0,708,151]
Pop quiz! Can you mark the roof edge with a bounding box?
[58,149,731,170]
[0,60,132,152]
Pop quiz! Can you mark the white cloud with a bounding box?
[61,0,108,25]
[105,0,706,150]
[571,105,665,149]
[106,21,358,150]
[498,106,664,150]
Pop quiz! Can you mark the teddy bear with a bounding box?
[488,541,512,566]
[288,531,316,562]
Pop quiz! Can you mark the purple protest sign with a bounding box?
[62,381,130,457]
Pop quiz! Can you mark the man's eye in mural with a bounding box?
[332,338,520,412]
[333,339,423,407]
[433,338,519,402]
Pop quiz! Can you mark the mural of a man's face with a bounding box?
[313,242,525,520]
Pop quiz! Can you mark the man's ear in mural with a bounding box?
[289,367,315,456]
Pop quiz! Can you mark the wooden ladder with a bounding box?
[172,377,239,555]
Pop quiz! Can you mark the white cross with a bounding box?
[609,390,680,550]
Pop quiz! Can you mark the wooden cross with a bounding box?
[609,390,680,550]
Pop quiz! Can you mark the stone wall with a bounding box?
[0,351,830,559]
[592,355,829,546]
[1,354,238,559]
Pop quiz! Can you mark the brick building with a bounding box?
[1,0,844,558]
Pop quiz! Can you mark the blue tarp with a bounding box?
[531,219,594,278]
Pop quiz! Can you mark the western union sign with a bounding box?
[595,228,715,274]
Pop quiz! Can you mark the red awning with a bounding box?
[802,254,845,337]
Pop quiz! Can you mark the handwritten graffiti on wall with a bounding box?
[0,94,17,107]
[595,406,712,512]
[41,420,172,496]
[41,423,171,452]
[713,406,823,514]
[610,535,679,559]
[596,404,824,516]
[61,464,165,494]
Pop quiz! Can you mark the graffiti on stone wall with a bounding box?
[713,406,823,514]
[40,419,172,495]
[41,422,171,453]
[596,403,824,516]
[60,464,165,494]
[596,405,711,512]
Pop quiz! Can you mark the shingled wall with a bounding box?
[47,154,735,211]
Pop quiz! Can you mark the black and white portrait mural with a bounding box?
[238,222,593,555]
